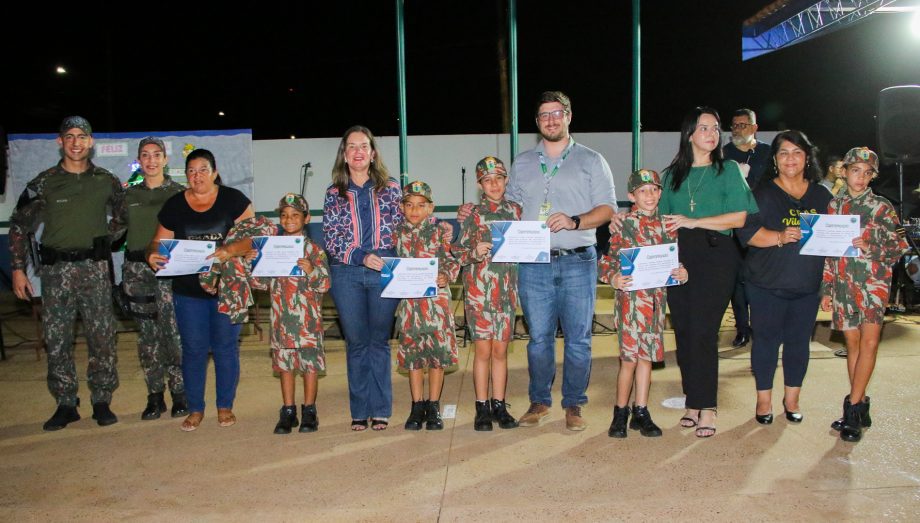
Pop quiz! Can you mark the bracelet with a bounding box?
[776,232,783,248]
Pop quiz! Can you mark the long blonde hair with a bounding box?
[331,125,390,197]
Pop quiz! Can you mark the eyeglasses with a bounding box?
[537,109,568,122]
[695,124,721,134]
[730,123,753,131]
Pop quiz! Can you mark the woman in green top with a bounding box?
[123,137,188,420]
[659,107,758,438]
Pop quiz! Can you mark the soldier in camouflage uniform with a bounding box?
[250,194,331,434]
[598,169,687,439]
[820,147,909,443]
[394,181,460,431]
[9,116,127,431]
[453,156,522,431]
[122,137,187,420]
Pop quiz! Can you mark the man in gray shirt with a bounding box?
[507,91,617,430]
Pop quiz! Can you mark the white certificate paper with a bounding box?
[619,243,680,291]
[490,221,551,263]
[156,239,216,276]
[251,236,305,277]
[798,214,861,257]
[380,257,439,298]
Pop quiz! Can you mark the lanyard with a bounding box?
[538,139,575,181]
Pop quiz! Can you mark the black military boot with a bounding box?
[840,398,864,443]
[299,404,319,433]
[490,399,519,429]
[831,395,849,431]
[629,404,663,437]
[474,400,493,431]
[273,405,298,435]
[607,405,629,438]
[141,392,167,420]
[43,401,81,431]
[425,400,444,430]
[404,400,426,431]
[91,402,118,426]
[170,392,189,418]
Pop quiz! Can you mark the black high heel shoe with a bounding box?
[755,412,774,425]
[782,399,803,423]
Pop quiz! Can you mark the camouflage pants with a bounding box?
[40,260,118,406]
[123,261,184,395]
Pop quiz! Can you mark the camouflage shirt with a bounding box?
[200,216,278,324]
[252,234,330,350]
[821,188,908,318]
[598,208,677,361]
[394,218,460,369]
[9,161,126,270]
[454,195,522,318]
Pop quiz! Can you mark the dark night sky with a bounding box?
[3,0,919,165]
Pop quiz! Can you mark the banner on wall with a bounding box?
[8,129,254,199]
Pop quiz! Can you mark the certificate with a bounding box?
[490,221,551,263]
[251,236,305,277]
[798,214,861,257]
[380,257,439,298]
[156,239,216,276]
[619,243,680,291]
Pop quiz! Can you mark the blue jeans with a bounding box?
[519,246,597,408]
[174,294,242,413]
[330,264,399,419]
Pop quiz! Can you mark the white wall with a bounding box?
[4,130,776,230]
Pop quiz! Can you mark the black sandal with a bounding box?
[371,418,389,431]
[351,419,369,431]
[695,408,717,438]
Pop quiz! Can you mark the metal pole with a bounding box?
[631,0,641,171]
[509,0,519,160]
[396,0,409,187]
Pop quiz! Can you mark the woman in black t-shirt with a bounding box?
[736,130,831,426]
[147,149,254,431]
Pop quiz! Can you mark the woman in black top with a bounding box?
[736,130,831,425]
[147,149,255,431]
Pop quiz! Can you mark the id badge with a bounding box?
[538,202,552,222]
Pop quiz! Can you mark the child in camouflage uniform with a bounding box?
[820,147,908,443]
[453,156,522,431]
[252,194,330,434]
[598,169,688,439]
[395,181,460,431]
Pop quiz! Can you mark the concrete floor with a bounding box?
[1,300,919,522]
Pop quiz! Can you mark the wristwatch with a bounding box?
[571,215,581,230]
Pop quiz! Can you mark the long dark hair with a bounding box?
[665,107,725,190]
[185,148,222,185]
[766,130,822,183]
[331,125,390,197]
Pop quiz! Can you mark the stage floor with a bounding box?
[1,297,918,521]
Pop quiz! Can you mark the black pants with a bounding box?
[667,229,739,409]
[747,283,820,391]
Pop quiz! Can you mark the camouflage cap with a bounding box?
[59,116,92,136]
[278,192,309,214]
[403,180,433,202]
[475,156,507,181]
[627,169,662,193]
[842,147,879,172]
[138,136,167,156]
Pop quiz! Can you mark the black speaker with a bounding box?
[878,85,920,165]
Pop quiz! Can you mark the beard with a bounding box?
[731,134,754,148]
